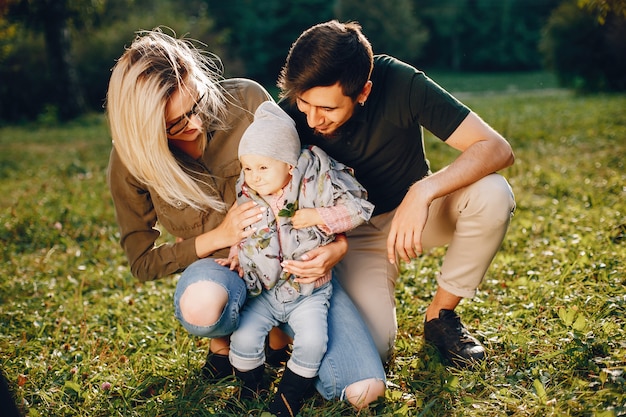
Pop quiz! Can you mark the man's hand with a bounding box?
[282,234,348,283]
[386,183,432,264]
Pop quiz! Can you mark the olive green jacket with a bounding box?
[107,78,271,281]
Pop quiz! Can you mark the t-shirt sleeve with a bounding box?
[410,72,471,140]
[379,55,470,141]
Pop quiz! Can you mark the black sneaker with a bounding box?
[423,309,486,368]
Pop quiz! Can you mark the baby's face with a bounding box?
[240,154,292,197]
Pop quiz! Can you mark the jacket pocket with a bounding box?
[152,193,206,239]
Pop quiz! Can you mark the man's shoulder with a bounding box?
[373,54,424,77]
[370,55,424,109]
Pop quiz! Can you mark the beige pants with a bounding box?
[334,174,516,360]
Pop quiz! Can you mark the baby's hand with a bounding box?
[291,208,323,229]
[214,258,230,267]
[215,256,243,277]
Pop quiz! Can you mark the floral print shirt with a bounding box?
[236,146,374,302]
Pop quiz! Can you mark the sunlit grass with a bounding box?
[426,70,560,94]
[1,88,625,416]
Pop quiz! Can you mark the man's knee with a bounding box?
[179,281,228,327]
[470,174,515,222]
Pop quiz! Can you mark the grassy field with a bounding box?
[1,77,625,416]
[424,70,560,94]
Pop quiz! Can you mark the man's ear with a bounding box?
[357,80,373,105]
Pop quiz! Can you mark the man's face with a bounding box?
[295,82,357,136]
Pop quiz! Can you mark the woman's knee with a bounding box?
[178,280,228,327]
[344,378,386,409]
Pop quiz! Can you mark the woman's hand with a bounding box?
[195,201,265,258]
[222,200,266,243]
[282,234,348,284]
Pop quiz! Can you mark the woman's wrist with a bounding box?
[194,230,222,258]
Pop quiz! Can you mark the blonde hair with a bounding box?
[106,28,228,212]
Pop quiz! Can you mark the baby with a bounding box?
[217,101,373,415]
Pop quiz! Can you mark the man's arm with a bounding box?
[387,112,514,263]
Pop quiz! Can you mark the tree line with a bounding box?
[0,0,624,123]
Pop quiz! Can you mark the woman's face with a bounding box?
[165,87,204,141]
[240,154,292,197]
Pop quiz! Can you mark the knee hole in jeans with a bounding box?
[344,378,386,409]
[179,281,228,327]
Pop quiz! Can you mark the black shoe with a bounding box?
[268,367,315,416]
[265,337,291,369]
[424,309,485,368]
[202,352,233,380]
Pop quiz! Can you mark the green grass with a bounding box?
[425,70,560,94]
[1,83,625,416]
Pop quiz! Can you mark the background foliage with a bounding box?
[540,0,626,92]
[1,0,625,123]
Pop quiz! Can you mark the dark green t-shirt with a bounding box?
[281,54,470,215]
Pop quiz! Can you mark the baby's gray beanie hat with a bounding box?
[238,101,301,166]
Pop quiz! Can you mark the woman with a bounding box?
[105,28,385,409]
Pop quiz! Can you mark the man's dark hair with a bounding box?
[278,20,373,103]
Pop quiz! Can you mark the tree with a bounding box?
[336,0,428,64]
[204,0,335,86]
[579,0,626,23]
[414,0,560,71]
[0,0,216,122]
[411,0,465,70]
[540,0,626,91]
[5,0,104,120]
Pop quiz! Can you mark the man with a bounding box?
[277,20,516,368]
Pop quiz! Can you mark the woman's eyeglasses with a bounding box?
[166,94,205,136]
